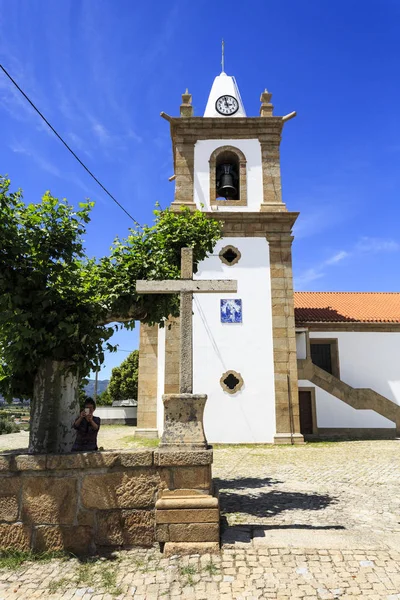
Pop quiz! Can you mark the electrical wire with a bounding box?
[0,63,142,227]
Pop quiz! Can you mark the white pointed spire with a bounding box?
[204,72,246,118]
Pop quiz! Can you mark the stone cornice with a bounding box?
[205,210,299,235]
[170,116,284,134]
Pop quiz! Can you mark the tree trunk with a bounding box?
[29,359,79,454]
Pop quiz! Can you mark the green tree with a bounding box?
[96,388,112,406]
[108,350,139,403]
[0,176,221,452]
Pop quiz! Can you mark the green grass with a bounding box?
[203,559,219,576]
[0,549,69,570]
[48,577,69,594]
[100,566,123,596]
[180,564,198,587]
[120,435,160,448]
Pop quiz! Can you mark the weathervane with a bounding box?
[221,39,225,73]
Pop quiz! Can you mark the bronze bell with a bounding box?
[216,163,238,199]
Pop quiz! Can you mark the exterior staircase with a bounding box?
[297,359,400,435]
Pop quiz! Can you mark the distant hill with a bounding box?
[84,379,110,397]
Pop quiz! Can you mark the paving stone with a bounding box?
[0,441,400,598]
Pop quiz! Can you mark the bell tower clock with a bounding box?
[137,67,304,445]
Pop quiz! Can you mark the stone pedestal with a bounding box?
[160,394,208,449]
[154,448,219,555]
[155,393,220,554]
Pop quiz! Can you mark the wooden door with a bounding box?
[310,343,332,374]
[299,391,313,435]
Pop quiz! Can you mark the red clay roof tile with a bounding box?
[294,292,400,323]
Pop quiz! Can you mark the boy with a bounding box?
[72,397,101,452]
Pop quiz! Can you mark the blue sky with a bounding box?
[1,0,400,379]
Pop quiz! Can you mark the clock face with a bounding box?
[215,95,239,116]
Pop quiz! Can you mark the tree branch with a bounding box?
[100,307,147,325]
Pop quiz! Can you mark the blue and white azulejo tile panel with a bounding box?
[220,299,242,323]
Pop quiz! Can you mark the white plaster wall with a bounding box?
[157,325,166,434]
[296,331,307,359]
[95,406,137,421]
[203,73,246,118]
[298,330,400,428]
[192,237,275,443]
[298,380,394,428]
[194,139,263,212]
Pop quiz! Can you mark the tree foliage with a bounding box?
[0,176,221,401]
[97,387,112,406]
[107,350,139,403]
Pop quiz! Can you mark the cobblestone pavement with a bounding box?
[0,439,400,599]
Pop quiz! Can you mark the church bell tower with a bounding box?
[137,64,304,444]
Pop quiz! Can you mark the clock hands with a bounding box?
[215,95,239,115]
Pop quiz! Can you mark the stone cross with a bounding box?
[136,248,237,394]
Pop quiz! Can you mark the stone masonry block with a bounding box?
[15,455,46,471]
[0,477,20,521]
[154,449,213,467]
[96,510,155,548]
[22,477,77,525]
[0,524,31,550]
[34,525,92,554]
[0,456,12,471]
[122,510,155,548]
[172,466,211,490]
[0,497,19,522]
[81,470,160,510]
[96,511,123,546]
[156,523,170,542]
[156,508,219,524]
[168,522,219,543]
[118,451,153,467]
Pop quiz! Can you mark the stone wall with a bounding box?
[0,449,213,555]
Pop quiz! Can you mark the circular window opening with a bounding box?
[219,245,241,267]
[220,370,244,394]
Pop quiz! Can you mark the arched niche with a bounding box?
[209,145,247,207]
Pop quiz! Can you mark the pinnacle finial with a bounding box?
[221,39,225,73]
[260,89,274,117]
[180,89,193,117]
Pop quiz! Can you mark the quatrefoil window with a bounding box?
[219,245,241,266]
[220,370,244,394]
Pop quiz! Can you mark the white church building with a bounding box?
[136,71,400,443]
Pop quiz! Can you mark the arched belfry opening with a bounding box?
[216,150,239,200]
[209,145,247,207]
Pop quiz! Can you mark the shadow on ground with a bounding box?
[215,476,338,519]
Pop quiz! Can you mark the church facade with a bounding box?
[136,72,400,443]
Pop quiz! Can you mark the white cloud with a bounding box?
[10,142,61,177]
[325,250,349,265]
[295,268,325,288]
[295,249,349,290]
[92,122,110,144]
[356,237,400,253]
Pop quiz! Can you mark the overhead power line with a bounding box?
[0,63,141,227]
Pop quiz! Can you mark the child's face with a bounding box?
[84,405,94,415]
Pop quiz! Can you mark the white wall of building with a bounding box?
[193,139,263,212]
[298,380,394,428]
[298,330,400,428]
[96,406,137,423]
[296,331,307,359]
[192,236,276,443]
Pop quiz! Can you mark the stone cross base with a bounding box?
[154,449,220,555]
[160,394,208,449]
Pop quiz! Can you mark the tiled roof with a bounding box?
[294,292,400,323]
